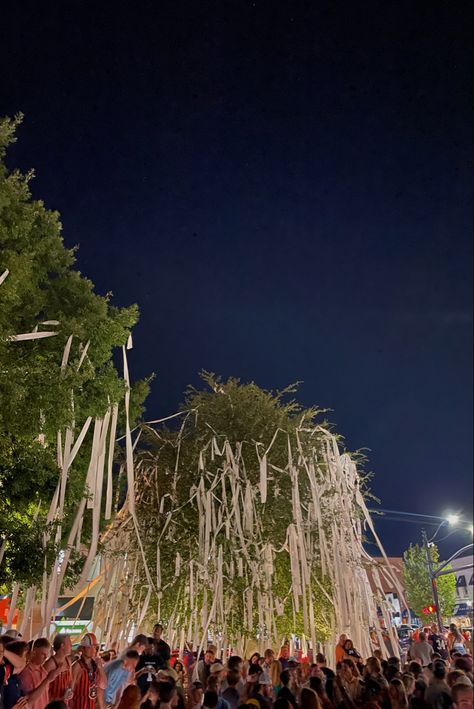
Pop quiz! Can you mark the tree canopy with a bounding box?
[0,115,149,589]
[403,543,456,621]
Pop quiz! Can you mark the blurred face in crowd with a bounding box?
[82,643,98,660]
[204,650,215,665]
[153,625,163,641]
[453,687,473,709]
[339,634,347,647]
[30,641,51,666]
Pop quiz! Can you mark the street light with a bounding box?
[447,514,460,526]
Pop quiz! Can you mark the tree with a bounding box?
[98,373,392,656]
[403,543,456,621]
[0,115,149,590]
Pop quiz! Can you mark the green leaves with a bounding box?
[403,543,456,620]
[0,115,148,588]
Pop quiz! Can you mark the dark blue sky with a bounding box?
[2,1,472,555]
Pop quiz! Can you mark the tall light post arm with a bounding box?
[433,544,473,578]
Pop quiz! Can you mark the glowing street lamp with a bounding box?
[446,514,460,526]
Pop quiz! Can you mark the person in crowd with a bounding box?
[221,657,244,697]
[172,662,185,690]
[364,658,388,688]
[221,671,241,709]
[411,636,433,670]
[2,641,30,709]
[316,654,336,702]
[447,627,466,657]
[262,650,281,696]
[141,681,161,709]
[425,663,451,709]
[299,687,321,709]
[401,673,416,699]
[451,683,473,709]
[154,682,176,709]
[104,650,140,708]
[429,627,448,661]
[277,671,297,709]
[388,679,408,709]
[70,633,107,709]
[44,635,73,705]
[309,676,334,709]
[243,671,272,709]
[278,649,290,672]
[334,659,363,705]
[187,681,203,709]
[19,639,61,709]
[202,691,218,709]
[336,637,348,665]
[343,641,362,663]
[151,627,171,670]
[121,638,148,660]
[446,672,470,690]
[196,649,216,689]
[116,686,142,709]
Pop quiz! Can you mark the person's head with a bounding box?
[117,685,141,709]
[130,634,148,654]
[249,652,260,666]
[452,683,473,709]
[0,638,5,663]
[431,623,439,633]
[53,634,72,655]
[280,669,290,686]
[279,646,289,660]
[338,634,347,647]
[316,653,326,667]
[414,678,427,699]
[147,681,161,707]
[264,648,274,663]
[408,661,422,679]
[433,662,447,681]
[342,658,359,679]
[401,672,415,696]
[204,648,215,665]
[228,655,243,672]
[344,639,354,651]
[4,639,29,662]
[309,676,325,696]
[419,632,426,642]
[389,678,408,707]
[189,682,203,705]
[174,660,183,673]
[366,657,382,676]
[209,662,225,682]
[29,638,51,665]
[123,649,139,672]
[226,670,240,688]
[447,671,468,688]
[153,623,164,641]
[300,687,321,709]
[450,624,458,633]
[454,657,473,674]
[157,682,177,707]
[373,649,383,661]
[79,633,99,659]
[203,691,218,709]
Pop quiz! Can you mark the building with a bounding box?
[450,554,474,623]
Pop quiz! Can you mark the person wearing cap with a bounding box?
[71,634,106,709]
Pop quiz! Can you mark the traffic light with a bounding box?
[422,604,437,614]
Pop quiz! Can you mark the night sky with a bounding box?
[2,1,472,556]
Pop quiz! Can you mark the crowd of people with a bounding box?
[1,622,472,709]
